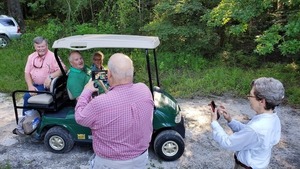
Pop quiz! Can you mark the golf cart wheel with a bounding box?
[154,130,185,161]
[44,126,74,153]
[0,35,9,47]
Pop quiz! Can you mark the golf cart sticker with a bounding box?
[77,134,86,139]
[88,135,93,139]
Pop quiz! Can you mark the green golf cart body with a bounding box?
[12,34,185,161]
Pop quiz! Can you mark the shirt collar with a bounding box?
[34,54,46,60]
[70,66,92,75]
[70,66,85,73]
[109,83,133,91]
[34,50,48,59]
[253,112,276,119]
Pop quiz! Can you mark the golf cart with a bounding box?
[12,34,185,161]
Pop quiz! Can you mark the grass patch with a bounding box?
[0,160,11,169]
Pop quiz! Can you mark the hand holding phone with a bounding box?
[92,70,109,97]
[210,100,220,120]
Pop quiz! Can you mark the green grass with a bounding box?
[0,160,11,169]
[156,53,300,106]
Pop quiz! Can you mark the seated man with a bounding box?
[67,51,91,100]
[23,36,66,114]
[67,51,108,99]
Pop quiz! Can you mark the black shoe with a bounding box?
[12,128,17,135]
[30,136,42,143]
[30,133,42,143]
[12,128,25,136]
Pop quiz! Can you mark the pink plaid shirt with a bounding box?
[75,83,154,160]
[24,50,65,85]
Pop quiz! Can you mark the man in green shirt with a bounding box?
[67,51,91,99]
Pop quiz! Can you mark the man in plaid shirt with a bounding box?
[75,53,154,169]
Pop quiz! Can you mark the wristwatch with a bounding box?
[49,75,54,81]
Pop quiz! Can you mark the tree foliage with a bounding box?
[1,0,300,59]
[205,0,300,57]
[143,0,220,56]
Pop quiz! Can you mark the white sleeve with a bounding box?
[228,119,246,132]
[211,121,259,151]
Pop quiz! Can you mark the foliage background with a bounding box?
[0,0,299,106]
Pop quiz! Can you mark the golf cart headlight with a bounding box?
[175,111,182,123]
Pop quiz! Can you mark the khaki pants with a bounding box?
[89,150,148,169]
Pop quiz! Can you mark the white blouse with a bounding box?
[211,113,281,169]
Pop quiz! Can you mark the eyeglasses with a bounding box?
[247,95,256,98]
[33,57,44,68]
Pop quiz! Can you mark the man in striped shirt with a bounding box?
[75,53,154,169]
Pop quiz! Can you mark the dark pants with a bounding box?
[234,155,252,169]
[23,84,46,115]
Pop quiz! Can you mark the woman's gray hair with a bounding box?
[33,36,48,45]
[251,77,285,110]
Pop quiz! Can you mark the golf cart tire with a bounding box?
[154,130,185,161]
[44,126,74,153]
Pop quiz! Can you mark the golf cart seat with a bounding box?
[27,76,67,110]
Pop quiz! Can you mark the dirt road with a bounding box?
[0,93,299,169]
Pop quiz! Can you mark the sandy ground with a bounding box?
[0,93,300,169]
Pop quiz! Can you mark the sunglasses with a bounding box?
[33,57,44,68]
[247,95,256,98]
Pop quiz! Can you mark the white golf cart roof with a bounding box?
[52,34,160,50]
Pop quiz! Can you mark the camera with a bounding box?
[91,70,109,97]
[92,70,108,82]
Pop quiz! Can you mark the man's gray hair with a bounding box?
[33,36,48,45]
[251,77,285,110]
[68,50,81,62]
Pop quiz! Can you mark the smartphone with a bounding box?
[91,70,108,96]
[92,70,108,97]
[91,70,108,81]
[210,101,216,112]
[210,100,220,120]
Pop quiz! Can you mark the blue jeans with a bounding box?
[23,84,46,115]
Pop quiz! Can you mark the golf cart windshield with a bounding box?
[52,34,161,94]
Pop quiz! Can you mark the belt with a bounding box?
[141,149,147,155]
[234,155,252,169]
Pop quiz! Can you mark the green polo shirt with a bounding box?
[67,66,91,99]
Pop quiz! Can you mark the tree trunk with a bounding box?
[7,0,25,32]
